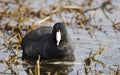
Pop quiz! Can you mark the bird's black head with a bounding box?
[52,22,67,46]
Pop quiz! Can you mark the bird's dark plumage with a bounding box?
[21,23,75,61]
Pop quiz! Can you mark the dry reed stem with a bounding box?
[36,55,40,75]
[17,33,22,42]
[29,69,34,75]
[51,6,61,14]
[47,72,51,75]
[35,16,51,25]
[62,5,83,10]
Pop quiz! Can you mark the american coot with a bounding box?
[21,23,75,61]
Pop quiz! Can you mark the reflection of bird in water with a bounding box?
[23,60,74,75]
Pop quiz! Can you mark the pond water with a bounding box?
[0,0,120,75]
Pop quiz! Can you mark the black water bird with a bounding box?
[21,23,75,61]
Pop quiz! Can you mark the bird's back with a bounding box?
[21,26,53,59]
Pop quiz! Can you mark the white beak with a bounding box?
[56,30,61,46]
